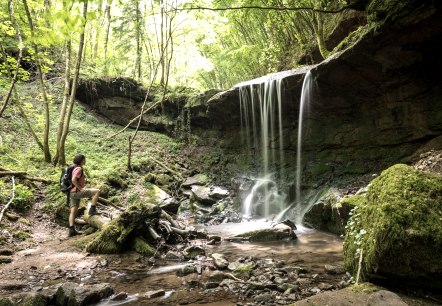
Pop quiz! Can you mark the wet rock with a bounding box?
[207,271,231,282]
[182,174,209,187]
[183,245,205,259]
[324,264,345,274]
[112,292,128,301]
[211,253,229,269]
[176,264,196,276]
[164,251,184,261]
[191,186,216,205]
[254,293,273,304]
[366,290,408,306]
[203,282,220,289]
[145,289,165,299]
[229,223,297,242]
[55,282,114,306]
[210,187,229,199]
[303,188,351,236]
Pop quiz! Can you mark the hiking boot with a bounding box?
[68,226,80,237]
[88,205,98,216]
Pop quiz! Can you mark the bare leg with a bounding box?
[90,188,100,205]
[69,206,78,227]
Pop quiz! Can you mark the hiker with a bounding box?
[68,154,100,237]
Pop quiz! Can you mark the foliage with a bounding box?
[0,179,34,212]
[343,164,442,281]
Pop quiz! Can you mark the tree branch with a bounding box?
[171,5,351,14]
[0,177,15,223]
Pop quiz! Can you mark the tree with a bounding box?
[22,0,52,162]
[55,0,88,166]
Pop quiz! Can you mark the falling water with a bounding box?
[239,77,286,218]
[296,71,313,205]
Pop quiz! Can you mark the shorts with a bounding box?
[69,189,96,207]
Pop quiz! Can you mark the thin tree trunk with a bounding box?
[0,0,23,118]
[135,0,142,81]
[22,0,51,162]
[53,39,72,165]
[58,0,88,165]
[103,0,112,73]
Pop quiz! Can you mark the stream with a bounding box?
[94,220,344,305]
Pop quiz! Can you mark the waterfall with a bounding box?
[239,78,286,219]
[296,71,312,204]
[238,70,314,223]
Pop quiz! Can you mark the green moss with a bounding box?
[86,221,124,254]
[131,237,156,256]
[0,180,34,212]
[71,232,99,250]
[344,164,442,284]
[233,264,255,279]
[22,294,47,306]
[0,297,13,306]
[332,24,374,53]
[13,230,31,241]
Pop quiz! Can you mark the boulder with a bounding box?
[182,174,209,187]
[55,282,114,306]
[303,188,353,235]
[228,223,297,242]
[343,164,442,289]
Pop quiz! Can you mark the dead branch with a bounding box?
[0,171,26,177]
[150,157,183,180]
[0,177,15,223]
[97,196,124,211]
[148,225,161,240]
[161,210,180,229]
[170,226,189,236]
[0,170,50,183]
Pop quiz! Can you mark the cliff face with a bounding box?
[187,0,442,185]
[75,1,442,188]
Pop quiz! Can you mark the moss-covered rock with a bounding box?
[344,164,442,289]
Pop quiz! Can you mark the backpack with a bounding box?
[60,165,81,193]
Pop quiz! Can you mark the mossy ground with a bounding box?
[343,164,442,286]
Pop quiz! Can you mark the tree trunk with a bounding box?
[22,0,52,163]
[0,0,22,118]
[103,0,112,74]
[53,39,72,165]
[58,0,88,165]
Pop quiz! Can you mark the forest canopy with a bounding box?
[0,0,360,91]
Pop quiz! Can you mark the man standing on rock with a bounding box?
[68,154,100,237]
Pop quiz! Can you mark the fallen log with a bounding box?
[85,202,161,254]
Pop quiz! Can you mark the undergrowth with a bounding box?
[0,79,185,214]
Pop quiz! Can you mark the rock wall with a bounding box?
[188,0,442,187]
